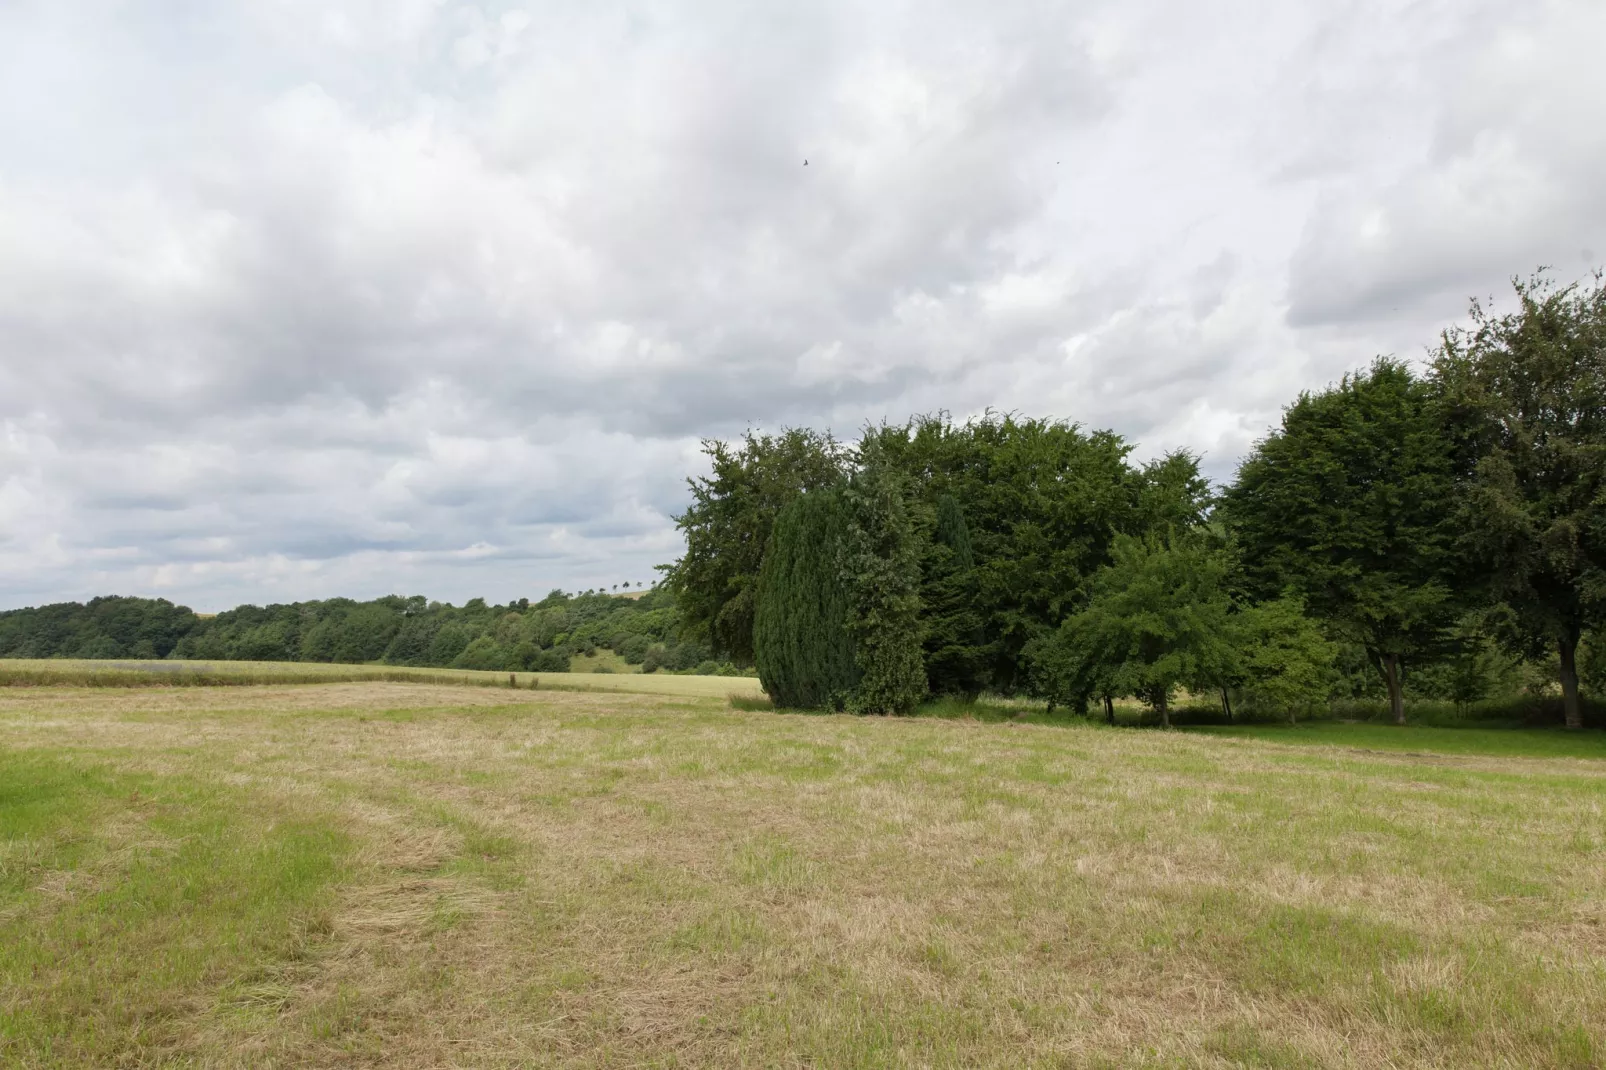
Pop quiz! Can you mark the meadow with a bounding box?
[2,676,1603,1068]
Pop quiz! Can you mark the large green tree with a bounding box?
[1433,273,1606,729]
[865,413,1161,692]
[663,428,850,663]
[1222,358,1461,725]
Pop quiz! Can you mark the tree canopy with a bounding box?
[1433,273,1606,729]
[1221,358,1462,724]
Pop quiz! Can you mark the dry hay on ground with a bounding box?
[1,682,1602,1068]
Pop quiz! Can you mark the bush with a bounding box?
[531,648,570,673]
[641,643,668,673]
[753,488,859,709]
[452,636,508,671]
[618,634,653,665]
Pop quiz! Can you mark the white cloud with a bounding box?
[0,0,1600,608]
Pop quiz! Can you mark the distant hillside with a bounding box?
[0,589,737,675]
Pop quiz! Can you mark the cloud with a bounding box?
[0,0,1600,608]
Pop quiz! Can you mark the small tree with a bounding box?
[921,494,988,698]
[753,489,860,709]
[839,447,927,714]
[1043,535,1234,728]
[1231,596,1338,724]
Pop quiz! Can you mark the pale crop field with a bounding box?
[1,682,1603,1068]
[0,658,765,700]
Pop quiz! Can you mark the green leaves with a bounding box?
[753,450,926,715]
[1222,358,1462,720]
[838,449,927,715]
[753,488,859,711]
[1034,534,1234,726]
[1433,273,1606,726]
[1231,597,1339,724]
[664,428,851,663]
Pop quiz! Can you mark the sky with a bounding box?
[1,0,1603,611]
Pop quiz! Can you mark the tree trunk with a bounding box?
[1382,653,1406,726]
[1220,686,1233,723]
[1103,694,1115,726]
[1157,689,1171,729]
[1559,632,1583,731]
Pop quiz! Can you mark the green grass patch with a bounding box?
[0,748,349,1066]
[1187,721,1606,760]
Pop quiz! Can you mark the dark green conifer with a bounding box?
[753,488,859,708]
[921,494,987,698]
[839,449,928,714]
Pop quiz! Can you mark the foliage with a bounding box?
[753,488,860,709]
[1032,535,1235,727]
[1578,631,1604,696]
[0,589,676,675]
[1230,597,1340,724]
[1222,358,1462,724]
[838,449,927,714]
[865,413,1193,692]
[662,428,851,663]
[0,596,198,659]
[1433,272,1606,728]
[920,494,987,698]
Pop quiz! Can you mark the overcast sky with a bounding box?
[1,0,1602,611]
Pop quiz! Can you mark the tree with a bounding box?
[1222,358,1462,725]
[839,447,927,714]
[753,488,860,709]
[1433,273,1606,729]
[1230,597,1338,724]
[663,428,851,664]
[864,412,1142,692]
[753,451,927,715]
[919,494,987,698]
[1034,535,1234,728]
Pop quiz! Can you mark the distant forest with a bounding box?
[0,588,741,676]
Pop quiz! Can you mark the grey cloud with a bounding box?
[0,0,1600,608]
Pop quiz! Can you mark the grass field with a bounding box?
[2,682,1603,1067]
[0,658,764,700]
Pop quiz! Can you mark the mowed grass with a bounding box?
[1,684,1602,1068]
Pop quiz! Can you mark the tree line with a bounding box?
[665,273,1606,726]
[0,587,740,676]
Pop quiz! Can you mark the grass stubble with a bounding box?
[0,682,1602,1068]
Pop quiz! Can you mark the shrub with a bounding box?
[753,488,859,709]
[452,636,508,671]
[641,643,667,673]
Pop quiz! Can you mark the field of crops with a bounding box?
[2,679,1603,1067]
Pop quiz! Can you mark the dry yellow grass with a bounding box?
[2,683,1603,1068]
[0,658,764,699]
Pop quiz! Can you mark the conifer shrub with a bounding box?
[838,456,927,714]
[754,487,860,709]
[921,493,987,698]
[754,459,927,714]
